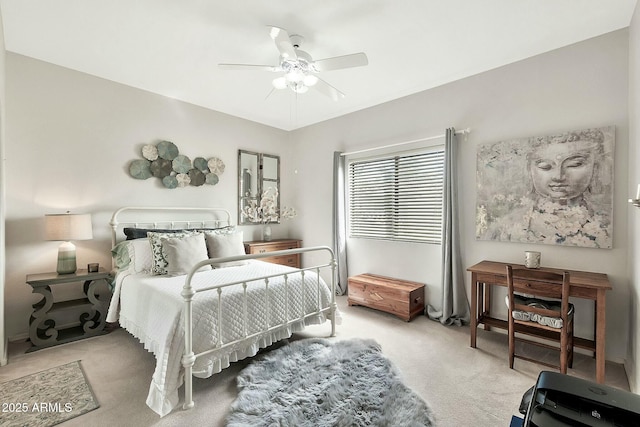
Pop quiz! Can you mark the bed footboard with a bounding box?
[181,246,337,411]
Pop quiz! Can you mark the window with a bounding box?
[348,148,444,244]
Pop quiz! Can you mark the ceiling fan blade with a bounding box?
[269,26,297,60]
[313,77,346,101]
[264,87,276,100]
[218,63,280,72]
[313,52,368,72]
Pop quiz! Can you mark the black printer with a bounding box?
[523,371,640,426]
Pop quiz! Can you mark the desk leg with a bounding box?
[470,273,478,348]
[595,289,606,384]
[484,281,491,331]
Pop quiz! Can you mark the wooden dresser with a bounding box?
[244,239,302,268]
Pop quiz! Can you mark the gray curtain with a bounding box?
[427,128,470,325]
[332,151,349,295]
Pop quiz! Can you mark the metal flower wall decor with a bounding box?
[128,140,225,189]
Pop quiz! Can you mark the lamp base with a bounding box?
[57,241,77,274]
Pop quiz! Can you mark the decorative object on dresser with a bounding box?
[44,212,93,274]
[26,268,110,351]
[226,338,435,426]
[242,187,297,241]
[129,139,225,189]
[347,273,425,321]
[244,239,302,268]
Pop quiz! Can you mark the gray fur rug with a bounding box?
[226,338,435,426]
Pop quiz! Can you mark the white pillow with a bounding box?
[204,231,247,268]
[130,238,153,273]
[201,225,237,236]
[111,238,153,274]
[147,230,197,275]
[162,233,211,277]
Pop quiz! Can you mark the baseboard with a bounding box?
[8,331,29,342]
[8,320,85,344]
[0,337,7,366]
[625,359,637,394]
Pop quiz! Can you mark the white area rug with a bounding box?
[226,338,435,426]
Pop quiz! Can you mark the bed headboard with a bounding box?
[109,206,232,248]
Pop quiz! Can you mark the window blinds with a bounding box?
[348,149,444,244]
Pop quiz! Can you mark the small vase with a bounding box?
[524,251,541,268]
[262,224,272,242]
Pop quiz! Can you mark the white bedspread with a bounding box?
[106,260,336,417]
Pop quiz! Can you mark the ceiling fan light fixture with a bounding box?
[272,77,287,89]
[291,82,308,94]
[303,74,318,87]
[220,26,368,100]
[285,69,304,83]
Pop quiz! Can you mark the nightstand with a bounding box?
[26,268,111,351]
[244,239,302,268]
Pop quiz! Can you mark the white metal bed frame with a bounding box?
[109,207,337,413]
[109,206,233,249]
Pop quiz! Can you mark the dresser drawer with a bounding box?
[246,241,300,254]
[261,254,301,268]
[244,239,302,268]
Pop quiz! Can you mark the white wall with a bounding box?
[291,29,631,363]
[627,4,640,393]
[3,27,634,370]
[0,7,7,365]
[4,53,292,340]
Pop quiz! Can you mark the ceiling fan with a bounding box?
[219,26,368,101]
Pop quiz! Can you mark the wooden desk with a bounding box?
[467,260,612,383]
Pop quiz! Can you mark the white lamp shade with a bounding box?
[45,213,93,241]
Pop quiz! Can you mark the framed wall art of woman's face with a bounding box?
[475,126,614,249]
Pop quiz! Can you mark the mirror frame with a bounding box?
[238,149,280,225]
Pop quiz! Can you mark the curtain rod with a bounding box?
[340,128,470,157]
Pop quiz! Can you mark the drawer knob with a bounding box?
[259,249,266,253]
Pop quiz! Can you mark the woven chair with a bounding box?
[506,265,574,373]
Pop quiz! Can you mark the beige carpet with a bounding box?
[4,295,630,427]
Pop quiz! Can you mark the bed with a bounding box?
[106,207,338,417]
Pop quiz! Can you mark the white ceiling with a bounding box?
[0,0,637,131]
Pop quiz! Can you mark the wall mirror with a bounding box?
[238,150,280,225]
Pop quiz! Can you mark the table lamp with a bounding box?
[45,212,93,274]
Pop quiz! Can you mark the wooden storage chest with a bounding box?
[244,239,302,268]
[347,273,425,321]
